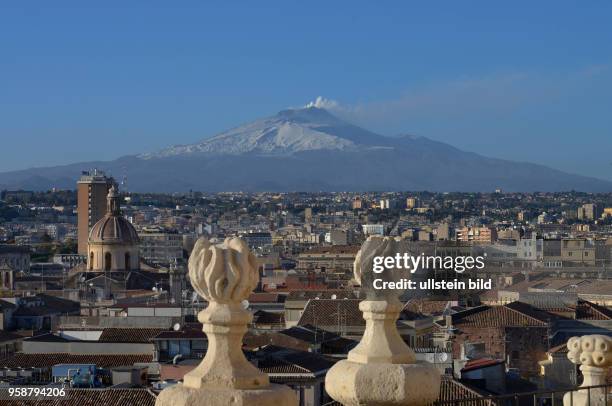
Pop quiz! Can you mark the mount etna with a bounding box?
[1,107,610,192]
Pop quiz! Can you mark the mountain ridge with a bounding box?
[0,107,610,193]
[138,106,391,159]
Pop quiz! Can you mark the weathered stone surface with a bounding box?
[156,382,297,406]
[325,236,441,406]
[326,360,440,406]
[563,335,612,406]
[156,238,297,406]
[347,299,415,365]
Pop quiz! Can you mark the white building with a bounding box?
[139,228,184,266]
[362,224,384,236]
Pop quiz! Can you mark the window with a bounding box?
[125,252,131,271]
[192,340,206,350]
[105,252,112,271]
[89,252,94,270]
[168,340,180,356]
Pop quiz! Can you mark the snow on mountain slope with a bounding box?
[3,104,611,192]
[139,107,386,158]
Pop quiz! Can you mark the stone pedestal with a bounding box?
[326,360,440,406]
[325,237,441,406]
[563,335,612,406]
[156,383,296,406]
[155,238,297,406]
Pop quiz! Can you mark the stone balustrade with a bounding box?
[564,334,612,406]
[153,235,612,406]
[154,236,476,406]
[156,237,297,406]
[325,236,441,406]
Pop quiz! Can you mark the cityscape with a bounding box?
[1,2,612,406]
[0,174,611,405]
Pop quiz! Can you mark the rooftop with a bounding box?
[0,353,153,368]
[450,302,552,328]
[99,328,167,343]
[1,388,156,406]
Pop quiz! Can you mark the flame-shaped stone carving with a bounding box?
[156,237,297,406]
[188,237,258,304]
[326,236,440,406]
[353,236,404,283]
[354,236,412,300]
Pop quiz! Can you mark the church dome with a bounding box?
[88,186,139,245]
[89,215,139,245]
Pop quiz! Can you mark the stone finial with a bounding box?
[325,236,441,406]
[188,238,258,304]
[354,236,412,300]
[567,335,612,367]
[156,238,297,406]
[564,335,612,406]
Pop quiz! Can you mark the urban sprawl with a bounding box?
[0,170,611,405]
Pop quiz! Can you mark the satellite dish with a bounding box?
[173,323,181,331]
[331,294,337,300]
[437,353,448,362]
[241,300,250,310]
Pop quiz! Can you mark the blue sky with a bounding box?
[1,2,611,180]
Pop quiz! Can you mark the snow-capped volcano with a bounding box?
[139,107,391,158]
[1,105,611,193]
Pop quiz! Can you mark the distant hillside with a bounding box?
[1,107,610,192]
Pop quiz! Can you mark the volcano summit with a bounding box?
[0,107,610,192]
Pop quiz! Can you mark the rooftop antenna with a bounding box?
[313,310,318,349]
[337,301,341,336]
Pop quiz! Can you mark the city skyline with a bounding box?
[1,174,612,405]
[1,105,611,193]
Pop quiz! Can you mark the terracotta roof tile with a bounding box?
[286,290,357,301]
[154,329,205,340]
[99,328,166,343]
[252,310,285,325]
[575,300,612,320]
[297,299,364,327]
[433,376,493,406]
[452,302,551,328]
[461,358,504,372]
[1,388,156,406]
[0,353,153,369]
[255,345,335,376]
[300,245,360,255]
